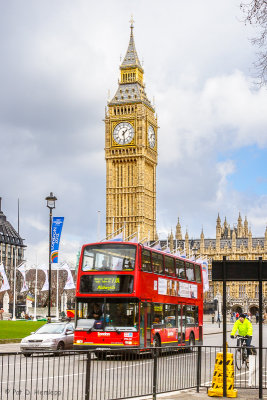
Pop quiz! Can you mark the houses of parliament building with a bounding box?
[104,21,267,315]
[165,213,267,314]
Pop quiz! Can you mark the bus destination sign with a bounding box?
[92,276,120,292]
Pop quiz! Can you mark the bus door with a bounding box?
[177,304,183,344]
[180,304,186,344]
[140,302,151,348]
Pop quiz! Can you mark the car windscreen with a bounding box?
[35,324,65,334]
[77,299,139,331]
[82,244,136,272]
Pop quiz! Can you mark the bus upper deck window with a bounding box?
[176,259,186,279]
[194,264,202,283]
[152,252,164,274]
[165,256,175,276]
[142,249,152,272]
[185,262,195,281]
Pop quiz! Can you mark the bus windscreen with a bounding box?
[80,275,134,294]
[82,244,136,272]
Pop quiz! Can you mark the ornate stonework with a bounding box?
[164,214,267,313]
[105,23,158,241]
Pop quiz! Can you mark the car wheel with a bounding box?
[23,353,32,357]
[57,342,65,354]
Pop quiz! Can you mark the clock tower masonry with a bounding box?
[105,21,158,241]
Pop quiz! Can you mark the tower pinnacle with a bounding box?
[121,19,142,71]
[130,15,134,31]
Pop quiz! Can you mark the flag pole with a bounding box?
[12,248,17,320]
[56,268,59,320]
[33,266,38,321]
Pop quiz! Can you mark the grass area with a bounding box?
[0,320,47,340]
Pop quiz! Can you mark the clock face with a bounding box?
[148,125,156,148]
[113,122,134,145]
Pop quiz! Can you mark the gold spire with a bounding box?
[175,217,182,240]
[129,14,134,31]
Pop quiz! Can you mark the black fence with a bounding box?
[0,346,266,400]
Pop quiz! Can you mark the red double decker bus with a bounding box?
[74,242,203,356]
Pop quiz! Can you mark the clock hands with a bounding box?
[113,123,134,144]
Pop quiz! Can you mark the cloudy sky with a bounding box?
[1,0,267,267]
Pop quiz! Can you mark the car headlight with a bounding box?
[43,339,58,344]
[21,338,28,343]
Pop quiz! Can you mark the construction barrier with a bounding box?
[208,351,238,398]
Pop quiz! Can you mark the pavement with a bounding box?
[133,388,267,399]
[203,322,230,336]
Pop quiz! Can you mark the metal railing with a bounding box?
[0,346,266,399]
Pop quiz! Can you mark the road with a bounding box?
[203,323,266,347]
[0,325,266,400]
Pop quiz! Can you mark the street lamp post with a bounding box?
[45,192,57,318]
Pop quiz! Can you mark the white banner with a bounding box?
[38,265,49,291]
[109,232,123,241]
[64,268,75,290]
[196,258,209,292]
[18,263,28,293]
[0,263,10,292]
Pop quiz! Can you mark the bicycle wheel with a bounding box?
[244,349,249,369]
[235,348,242,370]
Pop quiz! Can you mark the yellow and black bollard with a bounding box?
[208,351,237,398]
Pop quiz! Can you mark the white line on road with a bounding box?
[1,372,85,385]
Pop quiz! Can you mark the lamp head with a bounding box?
[46,192,57,209]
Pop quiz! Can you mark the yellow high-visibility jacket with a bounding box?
[231,318,253,336]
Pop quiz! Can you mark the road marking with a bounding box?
[105,360,153,370]
[1,372,85,385]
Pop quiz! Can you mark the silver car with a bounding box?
[20,322,74,356]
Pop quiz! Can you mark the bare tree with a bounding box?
[241,0,267,86]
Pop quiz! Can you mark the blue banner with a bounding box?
[50,217,64,263]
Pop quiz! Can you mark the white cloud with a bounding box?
[0,0,266,265]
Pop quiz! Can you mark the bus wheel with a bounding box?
[152,335,161,357]
[188,334,195,352]
[95,351,107,360]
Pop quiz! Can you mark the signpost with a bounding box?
[212,257,266,399]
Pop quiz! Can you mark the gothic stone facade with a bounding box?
[163,214,267,314]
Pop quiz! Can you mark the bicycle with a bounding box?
[235,335,250,370]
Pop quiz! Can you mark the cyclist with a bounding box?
[230,313,253,355]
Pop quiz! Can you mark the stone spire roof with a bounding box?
[0,197,25,247]
[109,21,153,110]
[121,19,143,70]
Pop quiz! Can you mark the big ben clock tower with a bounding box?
[105,20,158,241]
